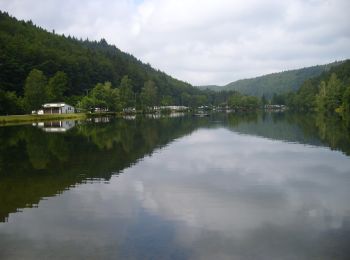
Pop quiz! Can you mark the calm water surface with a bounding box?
[0,113,350,259]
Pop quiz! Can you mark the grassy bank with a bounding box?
[0,113,87,126]
[0,110,189,126]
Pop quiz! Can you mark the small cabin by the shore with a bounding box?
[42,103,75,114]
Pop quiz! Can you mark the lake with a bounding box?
[0,112,350,260]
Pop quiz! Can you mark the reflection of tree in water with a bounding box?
[0,113,349,222]
[76,121,126,150]
[226,112,350,156]
[280,112,350,155]
[26,129,54,169]
[314,113,350,155]
[0,116,202,222]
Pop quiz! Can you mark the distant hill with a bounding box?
[0,11,198,99]
[198,61,343,98]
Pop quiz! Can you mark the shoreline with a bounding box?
[0,111,167,126]
[0,113,88,126]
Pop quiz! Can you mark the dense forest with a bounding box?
[199,61,342,98]
[271,60,350,122]
[0,10,197,96]
[0,11,262,114]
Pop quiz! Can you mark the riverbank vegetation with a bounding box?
[269,60,350,124]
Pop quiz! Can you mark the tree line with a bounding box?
[1,66,263,114]
[0,11,198,112]
[0,11,263,115]
[0,69,69,114]
[269,60,350,120]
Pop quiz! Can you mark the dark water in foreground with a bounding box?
[0,113,350,260]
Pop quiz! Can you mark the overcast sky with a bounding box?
[1,0,349,85]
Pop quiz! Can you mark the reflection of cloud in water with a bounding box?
[1,127,350,259]
[123,128,350,258]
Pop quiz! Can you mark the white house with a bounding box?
[42,103,75,114]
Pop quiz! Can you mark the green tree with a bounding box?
[193,95,208,107]
[324,73,342,112]
[315,81,327,112]
[294,80,318,111]
[23,69,48,111]
[228,93,243,108]
[243,96,260,109]
[78,96,98,111]
[181,92,191,107]
[341,86,350,115]
[160,95,173,106]
[47,71,68,102]
[0,90,23,115]
[228,93,260,110]
[78,82,121,111]
[140,80,158,109]
[119,75,135,108]
[285,92,297,109]
[271,93,285,105]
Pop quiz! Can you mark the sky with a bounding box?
[0,0,349,86]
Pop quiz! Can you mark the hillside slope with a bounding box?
[283,59,350,113]
[199,62,342,98]
[0,11,197,99]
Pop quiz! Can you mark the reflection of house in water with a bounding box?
[34,120,75,133]
[86,117,111,123]
[146,113,162,119]
[145,112,186,119]
[169,112,185,118]
[123,115,136,120]
[93,117,110,123]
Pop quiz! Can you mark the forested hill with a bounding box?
[0,11,197,98]
[280,59,350,115]
[199,61,342,98]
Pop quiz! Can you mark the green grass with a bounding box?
[0,113,87,126]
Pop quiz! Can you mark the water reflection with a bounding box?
[0,116,200,222]
[0,113,350,259]
[88,116,111,123]
[227,112,350,155]
[34,120,76,132]
[122,128,350,259]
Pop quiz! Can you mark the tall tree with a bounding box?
[140,80,158,108]
[325,73,342,112]
[180,92,191,107]
[160,95,173,106]
[47,71,69,102]
[0,90,23,115]
[23,69,48,111]
[341,86,350,115]
[294,80,318,111]
[78,82,121,111]
[119,76,135,108]
[315,81,327,112]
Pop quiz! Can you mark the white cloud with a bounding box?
[1,0,349,85]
